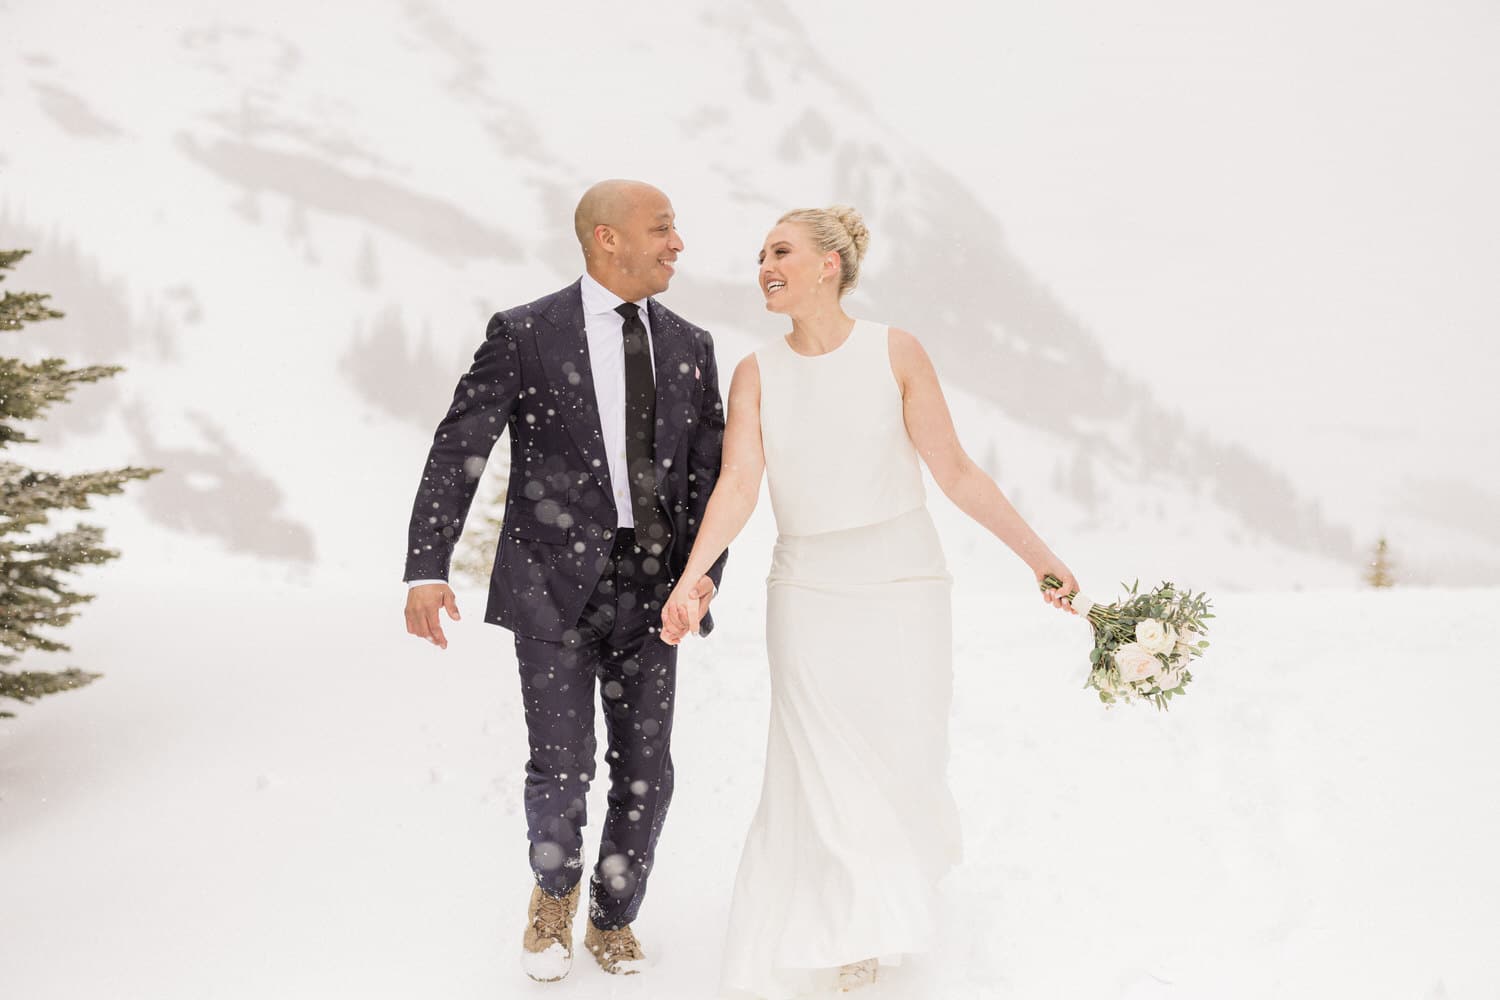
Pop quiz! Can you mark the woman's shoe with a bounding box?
[837,957,878,991]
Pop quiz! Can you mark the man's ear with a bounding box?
[594,224,616,255]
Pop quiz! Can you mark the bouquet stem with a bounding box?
[1042,573,1121,643]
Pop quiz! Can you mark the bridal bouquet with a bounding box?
[1041,574,1213,710]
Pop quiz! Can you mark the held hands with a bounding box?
[1036,565,1082,615]
[405,583,461,649]
[659,576,717,645]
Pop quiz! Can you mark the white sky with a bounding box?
[789,0,1500,485]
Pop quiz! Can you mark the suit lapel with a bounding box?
[535,281,614,499]
[647,299,694,507]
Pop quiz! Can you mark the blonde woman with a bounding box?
[661,206,1079,997]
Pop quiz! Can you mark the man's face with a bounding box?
[608,189,683,299]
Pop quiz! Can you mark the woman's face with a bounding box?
[757,222,836,313]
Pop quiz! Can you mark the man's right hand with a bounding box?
[405,583,461,649]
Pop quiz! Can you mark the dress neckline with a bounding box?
[782,318,861,360]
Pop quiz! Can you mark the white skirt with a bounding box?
[719,506,963,1000]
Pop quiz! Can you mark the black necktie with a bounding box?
[615,302,668,556]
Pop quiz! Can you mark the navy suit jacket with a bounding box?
[404,280,729,640]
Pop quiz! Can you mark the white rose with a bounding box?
[1114,643,1162,684]
[1135,618,1177,656]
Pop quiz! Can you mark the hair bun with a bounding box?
[774,204,872,297]
[827,204,870,263]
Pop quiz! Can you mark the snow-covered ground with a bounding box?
[3,562,1496,999]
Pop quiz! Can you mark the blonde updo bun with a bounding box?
[827,205,871,264]
[777,204,870,296]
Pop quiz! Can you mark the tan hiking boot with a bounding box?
[837,958,878,991]
[583,919,647,975]
[521,883,581,983]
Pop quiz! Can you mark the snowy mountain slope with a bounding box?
[0,0,1424,591]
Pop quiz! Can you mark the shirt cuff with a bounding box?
[406,579,447,588]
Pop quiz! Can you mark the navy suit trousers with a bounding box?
[513,527,678,930]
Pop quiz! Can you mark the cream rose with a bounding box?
[1114,643,1162,684]
[1135,618,1178,656]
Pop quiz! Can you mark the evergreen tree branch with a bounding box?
[0,290,66,331]
[0,668,102,716]
[1,463,160,533]
[1,358,126,445]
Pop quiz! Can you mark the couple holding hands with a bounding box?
[403,179,1078,997]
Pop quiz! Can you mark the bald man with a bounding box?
[402,180,728,982]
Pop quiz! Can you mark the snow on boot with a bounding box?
[583,920,647,976]
[521,882,580,983]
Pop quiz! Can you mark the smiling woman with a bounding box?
[660,204,1081,996]
[762,200,870,302]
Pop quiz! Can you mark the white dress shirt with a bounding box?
[408,273,653,589]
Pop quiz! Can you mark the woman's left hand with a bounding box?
[1036,565,1081,615]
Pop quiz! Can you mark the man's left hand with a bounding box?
[661,576,716,645]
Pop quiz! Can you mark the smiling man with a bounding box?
[401,179,729,983]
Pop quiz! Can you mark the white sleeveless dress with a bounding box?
[719,319,963,1000]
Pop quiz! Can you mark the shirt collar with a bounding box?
[580,272,649,318]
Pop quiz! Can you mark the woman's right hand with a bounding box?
[660,579,703,645]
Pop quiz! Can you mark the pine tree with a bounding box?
[1366,536,1395,589]
[450,460,509,587]
[1,249,160,717]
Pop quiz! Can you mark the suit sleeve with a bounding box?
[686,330,729,635]
[403,312,521,582]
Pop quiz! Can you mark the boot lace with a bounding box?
[595,925,644,962]
[533,892,570,938]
